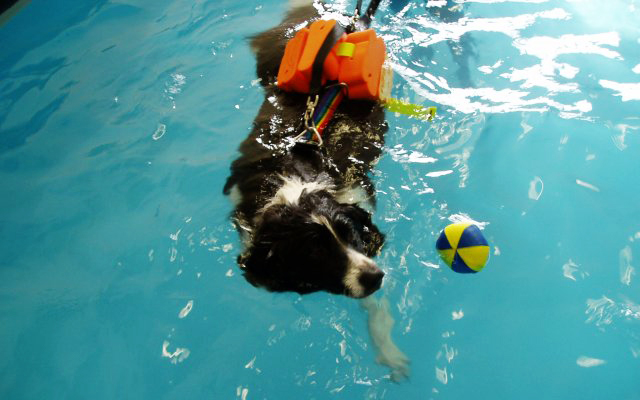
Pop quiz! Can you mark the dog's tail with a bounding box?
[249,2,319,87]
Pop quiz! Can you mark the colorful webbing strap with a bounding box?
[313,85,344,134]
[300,85,345,143]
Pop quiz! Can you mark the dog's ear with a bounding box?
[237,252,250,267]
[238,240,271,270]
[238,242,277,290]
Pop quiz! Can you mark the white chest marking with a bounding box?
[267,176,333,208]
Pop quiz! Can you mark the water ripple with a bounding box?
[585,296,640,329]
[378,3,634,117]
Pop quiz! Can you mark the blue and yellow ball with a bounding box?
[436,223,489,273]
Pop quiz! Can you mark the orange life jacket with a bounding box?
[277,19,392,101]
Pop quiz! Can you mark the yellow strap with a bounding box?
[384,98,437,121]
[336,42,355,57]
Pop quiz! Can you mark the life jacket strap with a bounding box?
[309,23,345,95]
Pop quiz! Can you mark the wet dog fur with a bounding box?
[223,1,411,380]
[223,3,389,298]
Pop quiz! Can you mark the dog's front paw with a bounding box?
[375,335,410,382]
[362,296,411,382]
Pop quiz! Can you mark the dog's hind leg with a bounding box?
[361,295,410,382]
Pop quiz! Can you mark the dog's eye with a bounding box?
[333,219,353,242]
[335,218,368,253]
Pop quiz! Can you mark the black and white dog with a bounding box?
[224,3,389,299]
[224,0,410,380]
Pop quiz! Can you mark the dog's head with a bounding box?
[238,188,385,298]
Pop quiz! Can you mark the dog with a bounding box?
[223,3,389,299]
[223,0,411,380]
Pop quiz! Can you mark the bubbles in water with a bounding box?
[576,356,606,368]
[575,179,600,192]
[435,366,448,384]
[620,246,634,286]
[178,300,193,319]
[161,341,190,364]
[528,176,544,200]
[152,123,166,140]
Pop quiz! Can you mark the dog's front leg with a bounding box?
[361,295,410,382]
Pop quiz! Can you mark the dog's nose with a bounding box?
[359,268,385,295]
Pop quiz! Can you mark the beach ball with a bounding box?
[436,223,489,273]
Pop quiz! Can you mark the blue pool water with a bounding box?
[1,0,639,398]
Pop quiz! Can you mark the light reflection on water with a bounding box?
[358,0,640,397]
